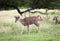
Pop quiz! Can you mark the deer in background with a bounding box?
[53,16,60,24]
[14,15,42,34]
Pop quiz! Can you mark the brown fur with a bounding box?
[14,15,42,34]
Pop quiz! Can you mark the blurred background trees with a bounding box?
[0,0,60,10]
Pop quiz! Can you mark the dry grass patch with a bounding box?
[0,26,12,33]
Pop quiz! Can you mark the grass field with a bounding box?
[0,9,60,41]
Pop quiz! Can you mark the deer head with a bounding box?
[14,16,20,23]
[53,16,58,21]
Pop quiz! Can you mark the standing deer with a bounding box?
[53,16,60,24]
[14,15,42,34]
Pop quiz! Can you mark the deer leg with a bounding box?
[34,22,40,32]
[21,26,24,34]
[27,25,30,33]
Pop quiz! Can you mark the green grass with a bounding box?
[0,21,60,41]
[0,11,60,41]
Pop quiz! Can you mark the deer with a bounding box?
[53,16,60,24]
[14,15,43,34]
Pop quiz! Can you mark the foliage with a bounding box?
[27,0,60,9]
[0,0,60,10]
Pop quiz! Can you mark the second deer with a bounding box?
[53,16,60,24]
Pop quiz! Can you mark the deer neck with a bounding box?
[19,19,25,25]
[19,18,23,22]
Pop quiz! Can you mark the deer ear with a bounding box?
[17,16,20,18]
[14,16,17,18]
[14,16,19,17]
